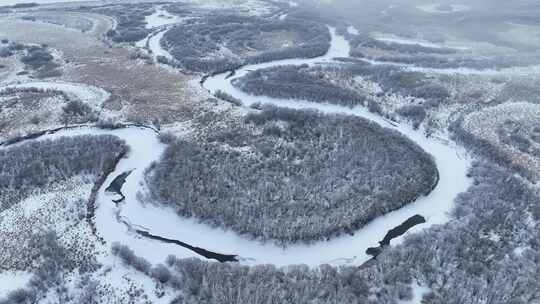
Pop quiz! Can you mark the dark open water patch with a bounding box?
[105,170,132,203]
[135,230,238,263]
[366,214,426,259]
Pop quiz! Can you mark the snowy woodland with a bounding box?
[162,14,330,73]
[1,0,540,303]
[0,135,127,212]
[234,64,366,107]
[148,106,437,244]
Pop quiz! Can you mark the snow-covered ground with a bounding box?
[359,56,540,76]
[147,29,173,60]
[145,6,184,29]
[0,271,32,297]
[409,64,540,76]
[135,6,191,60]
[399,283,432,304]
[347,25,359,35]
[417,3,471,14]
[372,33,470,50]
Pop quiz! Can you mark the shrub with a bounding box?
[111,243,151,274]
[20,47,53,69]
[151,264,172,283]
[157,132,176,144]
[60,100,98,124]
[396,105,426,129]
[214,90,242,106]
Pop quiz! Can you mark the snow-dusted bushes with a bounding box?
[214,89,242,106]
[234,64,366,107]
[396,105,427,129]
[60,100,98,124]
[20,46,53,69]
[111,243,151,274]
[162,14,330,73]
[0,135,127,212]
[148,106,438,244]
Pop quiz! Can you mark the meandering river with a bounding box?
[1,26,472,267]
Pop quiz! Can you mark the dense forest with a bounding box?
[0,135,127,212]
[162,14,330,73]
[234,64,366,107]
[148,106,437,244]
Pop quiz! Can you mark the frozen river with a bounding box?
[0,26,472,268]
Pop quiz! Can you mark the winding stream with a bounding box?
[1,26,472,267]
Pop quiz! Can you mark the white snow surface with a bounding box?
[347,25,359,35]
[145,6,184,29]
[372,33,470,50]
[360,57,540,76]
[147,29,173,60]
[399,282,431,304]
[417,3,471,14]
[0,271,32,297]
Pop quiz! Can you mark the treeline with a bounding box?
[214,89,242,106]
[148,106,437,244]
[112,244,420,304]
[89,4,154,43]
[345,33,457,56]
[234,64,366,107]
[450,117,539,181]
[0,87,68,99]
[162,13,330,73]
[0,135,127,212]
